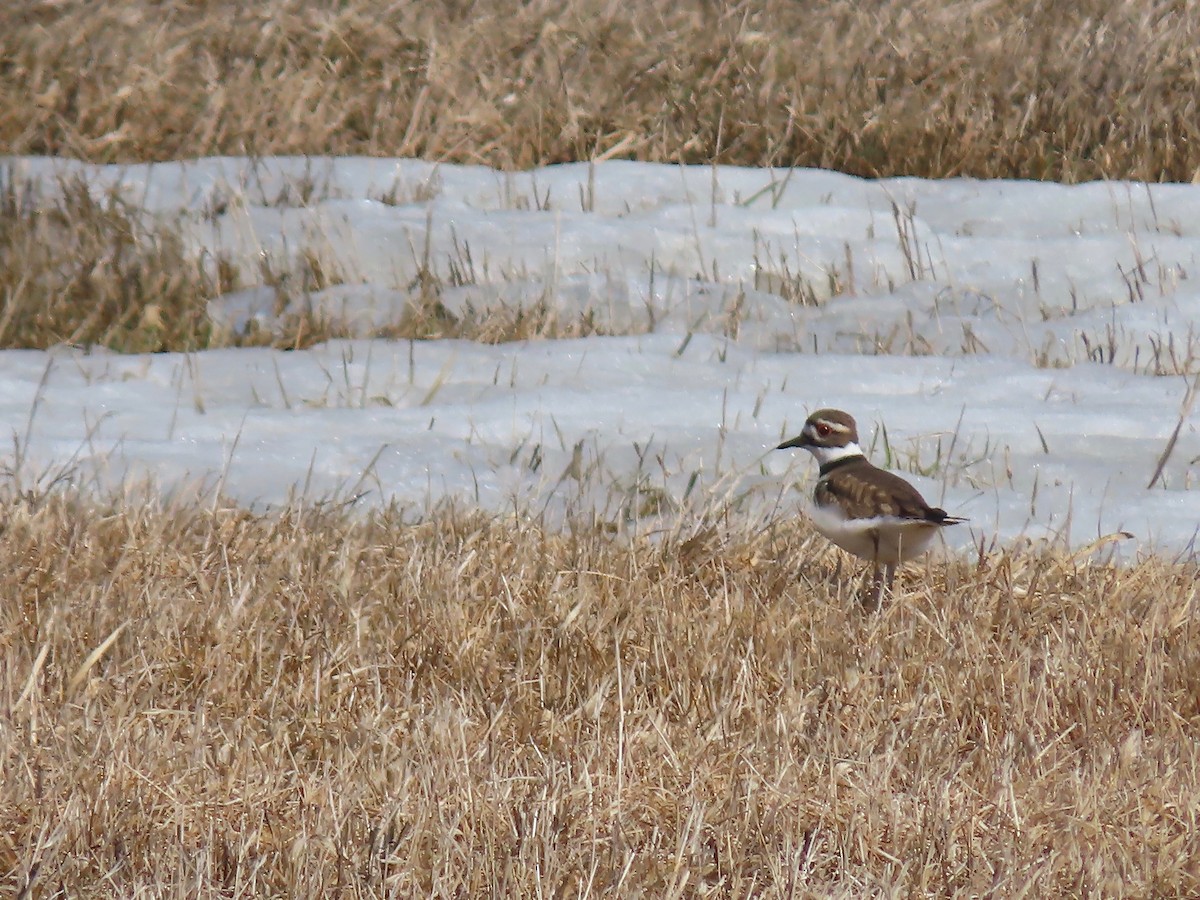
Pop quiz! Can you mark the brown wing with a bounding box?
[817,460,962,524]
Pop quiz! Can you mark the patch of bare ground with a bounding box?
[1,496,1197,896]
[3,0,1200,181]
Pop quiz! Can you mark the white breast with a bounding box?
[808,502,940,564]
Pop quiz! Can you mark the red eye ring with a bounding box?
[816,423,832,436]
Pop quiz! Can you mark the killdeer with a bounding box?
[776,408,965,607]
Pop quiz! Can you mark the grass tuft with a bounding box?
[0,173,229,352]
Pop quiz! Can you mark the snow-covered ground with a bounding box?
[4,156,1200,557]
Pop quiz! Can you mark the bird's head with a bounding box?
[776,408,863,465]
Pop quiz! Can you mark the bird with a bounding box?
[775,408,965,608]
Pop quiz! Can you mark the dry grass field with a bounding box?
[4,0,1200,895]
[1,497,1197,897]
[4,0,1200,182]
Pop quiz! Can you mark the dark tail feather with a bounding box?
[928,507,967,525]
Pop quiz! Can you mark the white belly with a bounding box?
[808,503,939,564]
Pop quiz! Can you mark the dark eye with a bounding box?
[816,423,831,436]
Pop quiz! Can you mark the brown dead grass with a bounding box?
[1,495,1197,896]
[0,173,626,352]
[4,0,1200,182]
[0,172,230,352]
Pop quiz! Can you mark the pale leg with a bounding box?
[863,565,884,611]
[862,562,896,611]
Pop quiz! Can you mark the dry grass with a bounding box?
[0,172,231,352]
[4,0,1200,182]
[1,495,1197,896]
[0,172,625,352]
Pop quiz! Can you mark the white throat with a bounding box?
[806,441,865,468]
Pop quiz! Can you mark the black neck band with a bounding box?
[819,455,862,478]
